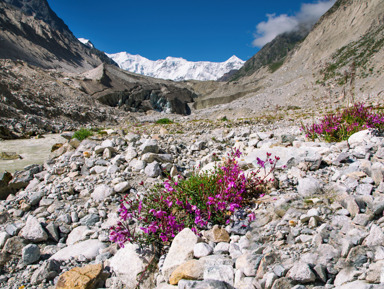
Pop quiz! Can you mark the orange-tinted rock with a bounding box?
[55,263,103,289]
[169,260,204,285]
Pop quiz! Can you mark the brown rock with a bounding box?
[169,260,204,285]
[206,225,230,243]
[56,264,103,289]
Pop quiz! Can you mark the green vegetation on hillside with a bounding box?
[317,26,384,85]
[230,30,307,81]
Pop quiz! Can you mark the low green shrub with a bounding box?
[72,128,93,141]
[110,149,279,248]
[155,118,174,124]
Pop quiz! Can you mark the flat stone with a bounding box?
[56,263,103,289]
[49,239,106,261]
[20,215,48,243]
[363,224,384,247]
[80,214,100,226]
[66,225,89,245]
[113,182,130,193]
[178,279,232,289]
[169,259,204,285]
[334,267,359,287]
[271,277,295,289]
[163,228,199,281]
[2,236,28,255]
[334,280,375,289]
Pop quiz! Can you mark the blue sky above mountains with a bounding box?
[47,0,335,62]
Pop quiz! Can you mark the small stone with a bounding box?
[206,225,230,243]
[297,177,322,197]
[20,215,48,242]
[80,214,100,226]
[140,139,159,154]
[91,184,114,202]
[214,242,230,254]
[144,161,162,178]
[0,232,10,249]
[30,259,61,285]
[49,239,106,261]
[287,261,316,283]
[313,264,327,283]
[22,244,40,264]
[194,243,213,258]
[355,184,373,195]
[114,182,131,193]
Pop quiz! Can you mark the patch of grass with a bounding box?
[72,128,93,141]
[155,118,174,125]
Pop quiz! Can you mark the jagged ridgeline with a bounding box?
[0,0,116,73]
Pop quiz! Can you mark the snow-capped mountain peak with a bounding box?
[106,52,245,81]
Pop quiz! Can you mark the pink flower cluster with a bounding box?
[110,148,278,247]
[302,102,384,142]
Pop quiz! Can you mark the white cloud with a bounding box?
[252,0,336,47]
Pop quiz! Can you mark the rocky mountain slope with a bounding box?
[193,0,384,118]
[0,59,197,139]
[107,52,245,81]
[0,0,199,139]
[0,0,115,73]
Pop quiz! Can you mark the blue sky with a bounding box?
[47,0,335,62]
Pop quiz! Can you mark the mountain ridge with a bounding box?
[0,0,115,73]
[107,52,245,81]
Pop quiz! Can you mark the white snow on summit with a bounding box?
[106,52,245,81]
[78,38,94,49]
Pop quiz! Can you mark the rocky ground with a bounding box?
[0,118,384,289]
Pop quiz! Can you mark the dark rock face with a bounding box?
[0,0,116,73]
[83,65,196,115]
